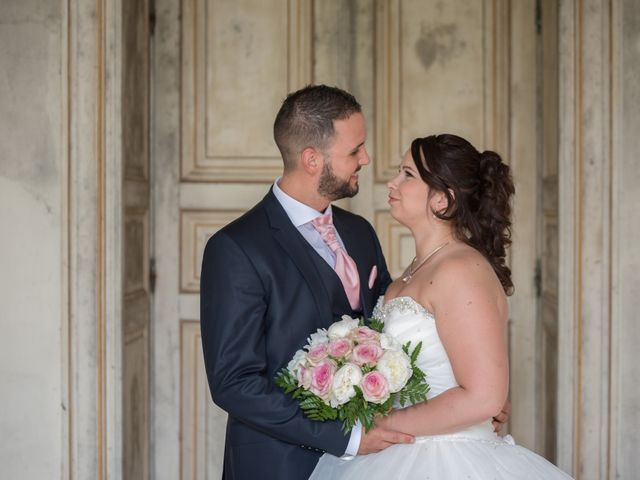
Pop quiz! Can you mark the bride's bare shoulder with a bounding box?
[425,243,503,298]
[433,242,490,272]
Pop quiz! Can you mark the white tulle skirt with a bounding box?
[309,422,573,480]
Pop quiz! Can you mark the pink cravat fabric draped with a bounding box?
[311,214,361,310]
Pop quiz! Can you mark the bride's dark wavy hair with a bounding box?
[411,134,515,295]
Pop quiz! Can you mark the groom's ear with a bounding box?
[301,147,320,175]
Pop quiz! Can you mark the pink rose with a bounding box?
[360,371,390,404]
[349,326,380,344]
[307,343,329,364]
[297,365,312,389]
[328,338,353,359]
[310,360,336,400]
[351,343,383,367]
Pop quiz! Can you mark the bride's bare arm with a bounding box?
[377,252,509,436]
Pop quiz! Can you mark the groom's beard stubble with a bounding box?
[317,160,360,201]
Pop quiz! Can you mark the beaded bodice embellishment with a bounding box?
[372,296,432,322]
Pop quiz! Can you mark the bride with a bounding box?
[310,134,573,479]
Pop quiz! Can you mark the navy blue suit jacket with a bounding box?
[200,189,392,480]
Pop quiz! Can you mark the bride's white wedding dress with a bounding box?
[309,296,573,479]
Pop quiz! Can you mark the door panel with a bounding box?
[180,0,312,182]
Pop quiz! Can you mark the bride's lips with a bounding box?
[388,195,399,204]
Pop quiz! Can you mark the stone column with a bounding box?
[67,0,124,478]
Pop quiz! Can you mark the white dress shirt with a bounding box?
[272,178,362,458]
[272,177,346,267]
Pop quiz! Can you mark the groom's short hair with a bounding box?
[273,84,362,171]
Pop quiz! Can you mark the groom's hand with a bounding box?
[357,426,414,455]
[492,399,511,433]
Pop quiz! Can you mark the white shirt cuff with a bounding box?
[342,422,362,458]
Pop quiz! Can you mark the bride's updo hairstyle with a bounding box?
[411,134,515,295]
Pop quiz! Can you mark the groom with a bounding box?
[200,85,414,480]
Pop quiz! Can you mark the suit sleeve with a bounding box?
[200,231,349,455]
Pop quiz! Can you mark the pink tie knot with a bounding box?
[311,214,340,251]
[312,213,332,227]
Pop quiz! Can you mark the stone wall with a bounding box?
[0,2,65,477]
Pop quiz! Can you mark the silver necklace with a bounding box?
[401,242,450,283]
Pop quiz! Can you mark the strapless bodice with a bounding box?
[373,296,457,400]
[373,295,495,440]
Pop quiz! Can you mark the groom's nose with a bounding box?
[359,147,370,166]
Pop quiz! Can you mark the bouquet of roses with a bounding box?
[275,315,429,434]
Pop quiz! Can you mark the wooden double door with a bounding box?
[120,1,561,478]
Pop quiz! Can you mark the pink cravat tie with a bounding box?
[311,214,361,310]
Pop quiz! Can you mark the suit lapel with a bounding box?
[262,190,333,325]
[332,210,374,318]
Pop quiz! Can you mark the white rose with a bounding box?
[287,349,308,374]
[330,363,363,407]
[307,328,329,347]
[379,333,400,351]
[376,350,412,393]
[327,315,359,339]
